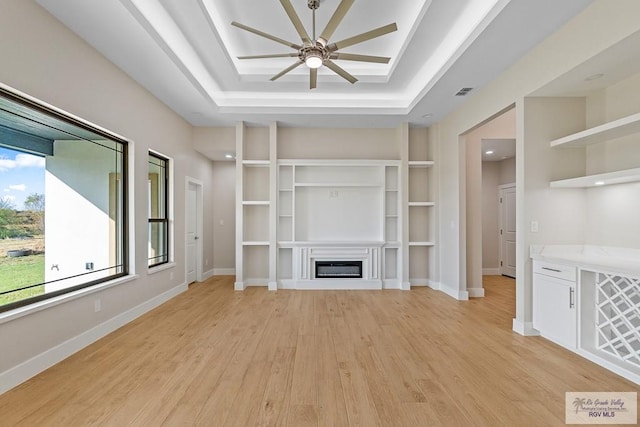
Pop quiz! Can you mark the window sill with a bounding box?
[147,262,176,275]
[0,274,140,325]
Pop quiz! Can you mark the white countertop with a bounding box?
[530,245,640,277]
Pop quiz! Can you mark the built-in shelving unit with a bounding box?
[550,112,640,188]
[550,112,640,148]
[236,122,276,290]
[273,160,401,289]
[401,124,436,289]
[236,122,436,292]
[550,167,640,188]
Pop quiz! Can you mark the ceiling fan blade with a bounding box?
[324,60,357,84]
[232,21,301,50]
[330,53,391,64]
[319,0,354,43]
[328,23,397,51]
[310,68,317,89]
[270,61,304,81]
[279,0,311,44]
[238,53,299,59]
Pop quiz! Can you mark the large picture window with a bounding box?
[0,87,128,313]
[148,152,168,267]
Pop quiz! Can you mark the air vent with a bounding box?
[455,87,474,96]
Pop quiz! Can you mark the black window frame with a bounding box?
[147,151,169,268]
[0,86,129,314]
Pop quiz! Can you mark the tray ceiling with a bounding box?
[35,0,594,127]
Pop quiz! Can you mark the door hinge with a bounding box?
[500,229,503,235]
[500,197,503,203]
[500,261,503,266]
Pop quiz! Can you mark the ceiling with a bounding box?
[481,138,515,162]
[35,0,595,130]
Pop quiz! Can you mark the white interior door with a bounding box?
[186,181,201,284]
[499,184,516,278]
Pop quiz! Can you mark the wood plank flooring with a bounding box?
[1,275,638,426]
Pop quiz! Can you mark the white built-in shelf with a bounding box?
[294,182,382,188]
[242,241,270,246]
[408,202,435,207]
[550,167,640,188]
[279,188,293,192]
[279,214,293,218]
[408,160,435,167]
[550,112,640,148]
[242,200,270,205]
[242,160,270,166]
[385,188,398,192]
[409,242,435,247]
[385,214,399,218]
[385,241,401,247]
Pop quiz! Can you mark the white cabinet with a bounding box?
[532,260,577,349]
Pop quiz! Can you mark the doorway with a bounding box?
[463,106,516,297]
[186,178,203,284]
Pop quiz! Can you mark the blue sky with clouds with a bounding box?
[0,147,46,209]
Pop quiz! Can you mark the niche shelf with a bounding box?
[550,167,640,188]
[550,112,640,148]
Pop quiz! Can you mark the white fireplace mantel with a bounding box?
[280,242,384,290]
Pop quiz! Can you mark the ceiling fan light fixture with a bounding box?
[305,51,323,68]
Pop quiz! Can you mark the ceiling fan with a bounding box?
[231,0,397,89]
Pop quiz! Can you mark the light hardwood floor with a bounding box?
[1,276,637,426]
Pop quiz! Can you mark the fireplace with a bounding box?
[315,261,363,279]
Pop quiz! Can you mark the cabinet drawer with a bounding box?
[533,260,576,282]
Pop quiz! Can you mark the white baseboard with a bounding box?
[201,269,214,281]
[427,280,441,290]
[512,318,540,336]
[468,287,485,298]
[0,282,187,395]
[482,268,500,276]
[382,279,401,289]
[440,284,469,301]
[212,268,235,276]
[234,281,245,291]
[409,278,429,287]
[267,281,277,291]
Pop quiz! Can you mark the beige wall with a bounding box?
[278,128,400,160]
[0,0,215,391]
[584,73,640,248]
[435,0,640,322]
[212,161,236,272]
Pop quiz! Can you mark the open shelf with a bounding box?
[408,160,435,167]
[242,200,270,205]
[550,112,640,148]
[409,241,435,247]
[294,182,382,188]
[242,241,269,246]
[550,167,640,188]
[408,201,435,207]
[242,160,270,166]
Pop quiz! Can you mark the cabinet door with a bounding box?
[533,274,577,349]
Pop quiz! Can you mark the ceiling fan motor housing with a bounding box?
[307,0,320,10]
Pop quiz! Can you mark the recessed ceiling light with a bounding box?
[594,181,605,186]
[224,153,234,159]
[485,150,494,155]
[422,113,433,118]
[585,73,604,81]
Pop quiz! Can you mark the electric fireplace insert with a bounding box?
[315,261,363,279]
